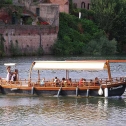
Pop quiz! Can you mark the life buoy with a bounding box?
[98,87,103,95]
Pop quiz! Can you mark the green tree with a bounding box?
[52,12,114,56]
[91,0,126,53]
[83,36,117,55]
[91,0,125,37]
[0,0,12,4]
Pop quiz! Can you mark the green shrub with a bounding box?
[82,36,117,55]
[52,12,104,55]
[25,17,33,25]
[0,0,12,4]
[37,47,44,56]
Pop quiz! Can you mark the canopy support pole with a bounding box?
[38,70,40,82]
[66,70,69,80]
[106,60,111,80]
[29,62,35,83]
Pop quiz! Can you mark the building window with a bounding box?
[87,3,90,10]
[73,3,77,8]
[81,2,85,8]
[36,8,40,16]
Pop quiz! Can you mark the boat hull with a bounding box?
[0,84,125,97]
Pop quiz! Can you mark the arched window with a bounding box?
[87,3,90,10]
[81,2,85,8]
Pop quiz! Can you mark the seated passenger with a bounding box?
[40,78,45,86]
[67,78,72,86]
[94,77,100,85]
[83,78,87,85]
[11,69,19,82]
[54,77,60,86]
[61,77,67,86]
[79,78,84,86]
[54,77,58,83]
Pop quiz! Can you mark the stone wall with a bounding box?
[0,25,58,55]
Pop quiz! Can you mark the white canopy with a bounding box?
[32,60,108,70]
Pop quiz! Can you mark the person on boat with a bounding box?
[94,77,100,85]
[90,79,93,85]
[79,78,84,86]
[54,77,60,86]
[11,69,19,82]
[67,78,72,86]
[54,77,58,83]
[61,77,67,87]
[40,78,45,86]
[83,78,87,86]
[6,66,12,82]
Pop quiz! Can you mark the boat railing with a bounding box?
[0,78,30,88]
[99,77,126,86]
[31,76,126,87]
[0,76,126,88]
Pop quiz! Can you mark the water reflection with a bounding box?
[0,96,125,126]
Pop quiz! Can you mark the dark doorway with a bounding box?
[87,3,90,10]
[36,8,40,16]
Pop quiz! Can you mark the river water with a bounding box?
[0,56,126,126]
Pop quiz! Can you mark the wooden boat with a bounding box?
[0,60,126,97]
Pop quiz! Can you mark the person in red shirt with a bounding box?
[79,78,84,86]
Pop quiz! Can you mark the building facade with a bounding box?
[0,0,60,55]
[72,0,91,10]
[50,0,69,13]
[19,0,69,14]
[19,0,59,27]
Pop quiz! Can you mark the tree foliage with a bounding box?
[91,0,126,53]
[52,13,103,55]
[0,0,12,4]
[52,12,116,56]
[83,36,117,55]
[91,0,124,33]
